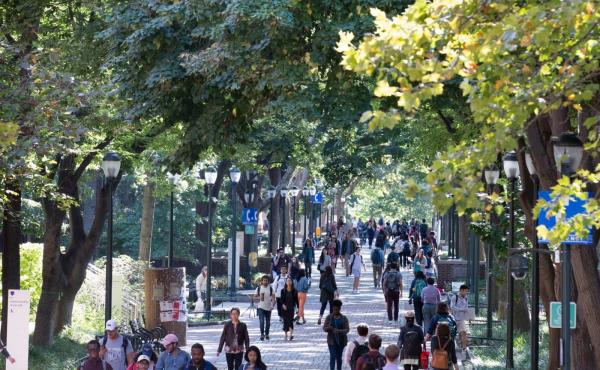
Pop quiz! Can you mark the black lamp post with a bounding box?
[101,151,121,323]
[167,172,181,268]
[309,185,316,238]
[503,151,519,369]
[315,178,322,238]
[302,186,310,242]
[552,132,584,370]
[327,203,332,232]
[267,186,277,253]
[229,167,241,294]
[290,187,300,255]
[203,166,218,319]
[340,196,346,222]
[484,166,499,340]
[280,187,288,252]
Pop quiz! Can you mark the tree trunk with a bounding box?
[458,215,469,260]
[1,179,22,343]
[138,181,156,262]
[513,282,531,332]
[267,167,282,255]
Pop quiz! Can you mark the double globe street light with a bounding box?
[229,167,241,295]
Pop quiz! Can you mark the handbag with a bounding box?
[430,337,450,369]
[419,351,429,369]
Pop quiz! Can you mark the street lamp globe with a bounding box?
[484,166,500,185]
[167,172,180,185]
[290,186,300,198]
[503,152,520,179]
[102,152,121,179]
[327,203,333,210]
[309,186,316,196]
[280,187,288,198]
[341,197,346,203]
[204,166,218,185]
[267,186,277,199]
[510,254,529,280]
[552,132,584,175]
[229,166,241,183]
[302,186,310,197]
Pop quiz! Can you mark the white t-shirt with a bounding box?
[102,334,133,370]
[272,274,288,298]
[257,285,275,311]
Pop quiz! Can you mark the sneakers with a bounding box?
[260,335,265,341]
[318,316,322,325]
[265,335,270,340]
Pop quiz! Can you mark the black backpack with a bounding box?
[350,340,369,370]
[361,352,386,370]
[101,334,129,366]
[403,329,423,357]
[402,241,411,254]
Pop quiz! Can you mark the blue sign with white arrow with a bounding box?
[312,192,323,204]
[242,208,258,225]
[537,191,593,245]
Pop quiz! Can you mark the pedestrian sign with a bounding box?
[242,208,258,225]
[537,191,593,245]
[549,302,576,329]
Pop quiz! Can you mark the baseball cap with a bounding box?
[141,343,153,357]
[105,319,117,331]
[137,355,151,363]
[404,311,415,318]
[160,333,179,346]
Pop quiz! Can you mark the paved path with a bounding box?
[187,248,470,369]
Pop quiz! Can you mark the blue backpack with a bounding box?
[371,248,383,265]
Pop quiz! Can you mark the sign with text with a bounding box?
[537,191,593,245]
[242,208,258,225]
[549,301,576,329]
[312,192,323,204]
[7,290,30,370]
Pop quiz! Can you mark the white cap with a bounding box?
[137,354,151,363]
[105,319,117,331]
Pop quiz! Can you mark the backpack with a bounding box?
[403,329,423,357]
[101,334,129,367]
[370,248,383,265]
[256,285,274,296]
[387,251,399,264]
[402,241,411,254]
[413,279,426,299]
[350,340,369,370]
[385,271,400,292]
[80,359,107,370]
[350,254,361,271]
[361,352,386,370]
[375,233,386,248]
[436,315,458,338]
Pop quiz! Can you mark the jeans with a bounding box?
[401,251,410,268]
[413,298,424,326]
[225,352,243,370]
[320,298,333,316]
[257,308,271,336]
[328,344,344,370]
[423,303,438,334]
[372,265,382,287]
[386,290,400,321]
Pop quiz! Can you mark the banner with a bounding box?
[7,290,30,370]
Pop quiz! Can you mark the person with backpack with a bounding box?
[367,220,376,249]
[80,340,113,370]
[397,311,424,370]
[421,278,442,335]
[374,228,387,249]
[295,269,310,325]
[272,265,289,321]
[238,346,267,370]
[100,320,134,370]
[344,323,369,370]
[323,299,350,370]
[126,343,157,370]
[349,247,367,294]
[255,275,276,341]
[425,303,458,343]
[386,245,400,265]
[318,266,338,325]
[156,334,191,370]
[408,272,427,327]
[451,285,470,350]
[400,235,411,270]
[370,246,384,288]
[302,238,315,278]
[424,250,436,278]
[354,334,386,370]
[430,323,458,370]
[382,263,403,322]
[419,219,429,241]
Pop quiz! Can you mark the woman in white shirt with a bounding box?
[195,266,208,312]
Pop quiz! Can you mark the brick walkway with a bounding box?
[187,248,470,369]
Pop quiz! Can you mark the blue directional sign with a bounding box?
[242,208,258,225]
[537,191,593,245]
[312,192,323,204]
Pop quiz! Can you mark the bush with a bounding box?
[0,243,43,320]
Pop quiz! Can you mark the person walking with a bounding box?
[367,220,376,249]
[290,256,301,281]
[425,303,458,343]
[270,248,291,280]
[451,285,470,350]
[133,356,152,370]
[382,344,400,370]
[79,340,113,370]
[413,249,427,277]
[217,308,250,370]
[185,343,216,370]
[421,277,441,334]
[238,346,267,370]
[397,311,424,370]
[100,320,135,370]
[295,269,310,324]
[400,235,411,270]
[280,277,299,340]
[354,334,386,370]
[386,245,400,265]
[323,299,350,370]
[272,265,289,321]
[408,272,427,327]
[318,266,338,325]
[156,334,190,370]
[126,343,157,370]
[370,246,384,288]
[341,234,352,275]
[343,323,369,370]
[382,263,403,322]
[430,323,458,370]
[195,266,208,313]
[349,247,367,293]
[302,238,315,278]
[255,275,275,341]
[319,247,333,275]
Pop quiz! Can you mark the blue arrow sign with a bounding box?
[242,208,258,225]
[312,192,323,204]
[537,191,593,245]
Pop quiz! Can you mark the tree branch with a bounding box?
[74,137,112,180]
[436,109,457,133]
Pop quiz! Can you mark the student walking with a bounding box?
[323,300,350,370]
[238,346,267,370]
[370,247,384,288]
[425,303,458,342]
[354,334,386,370]
[295,269,310,324]
[349,247,367,293]
[195,266,208,313]
[451,285,470,350]
[397,311,424,370]
[302,239,315,278]
[421,277,441,334]
[413,250,427,277]
[272,266,289,321]
[217,308,250,370]
[156,334,190,370]
[382,263,403,322]
[255,275,276,341]
[185,343,217,370]
[430,323,458,370]
[343,323,369,369]
[319,248,333,275]
[318,266,338,325]
[383,344,400,370]
[280,277,299,340]
[408,272,427,326]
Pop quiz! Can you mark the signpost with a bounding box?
[7,289,30,370]
[312,192,323,204]
[242,208,258,225]
[549,302,576,329]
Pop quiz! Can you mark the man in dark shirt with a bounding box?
[79,340,113,370]
[270,248,291,278]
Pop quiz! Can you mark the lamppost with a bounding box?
[340,196,346,222]
[302,186,310,242]
[229,167,241,295]
[267,186,277,254]
[101,151,121,323]
[503,151,519,369]
[309,185,316,238]
[315,179,322,233]
[290,187,300,255]
[203,166,218,319]
[327,203,333,232]
[552,132,584,370]
[483,166,499,340]
[167,172,181,268]
[280,187,288,251]
[331,188,337,223]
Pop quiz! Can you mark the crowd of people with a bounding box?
[80,216,469,370]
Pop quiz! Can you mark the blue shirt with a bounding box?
[184,359,217,370]
[156,349,191,370]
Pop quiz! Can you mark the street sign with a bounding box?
[537,191,593,245]
[549,301,576,329]
[312,192,323,204]
[242,208,258,225]
[244,224,255,235]
[7,289,30,370]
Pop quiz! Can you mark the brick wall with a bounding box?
[436,259,485,291]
